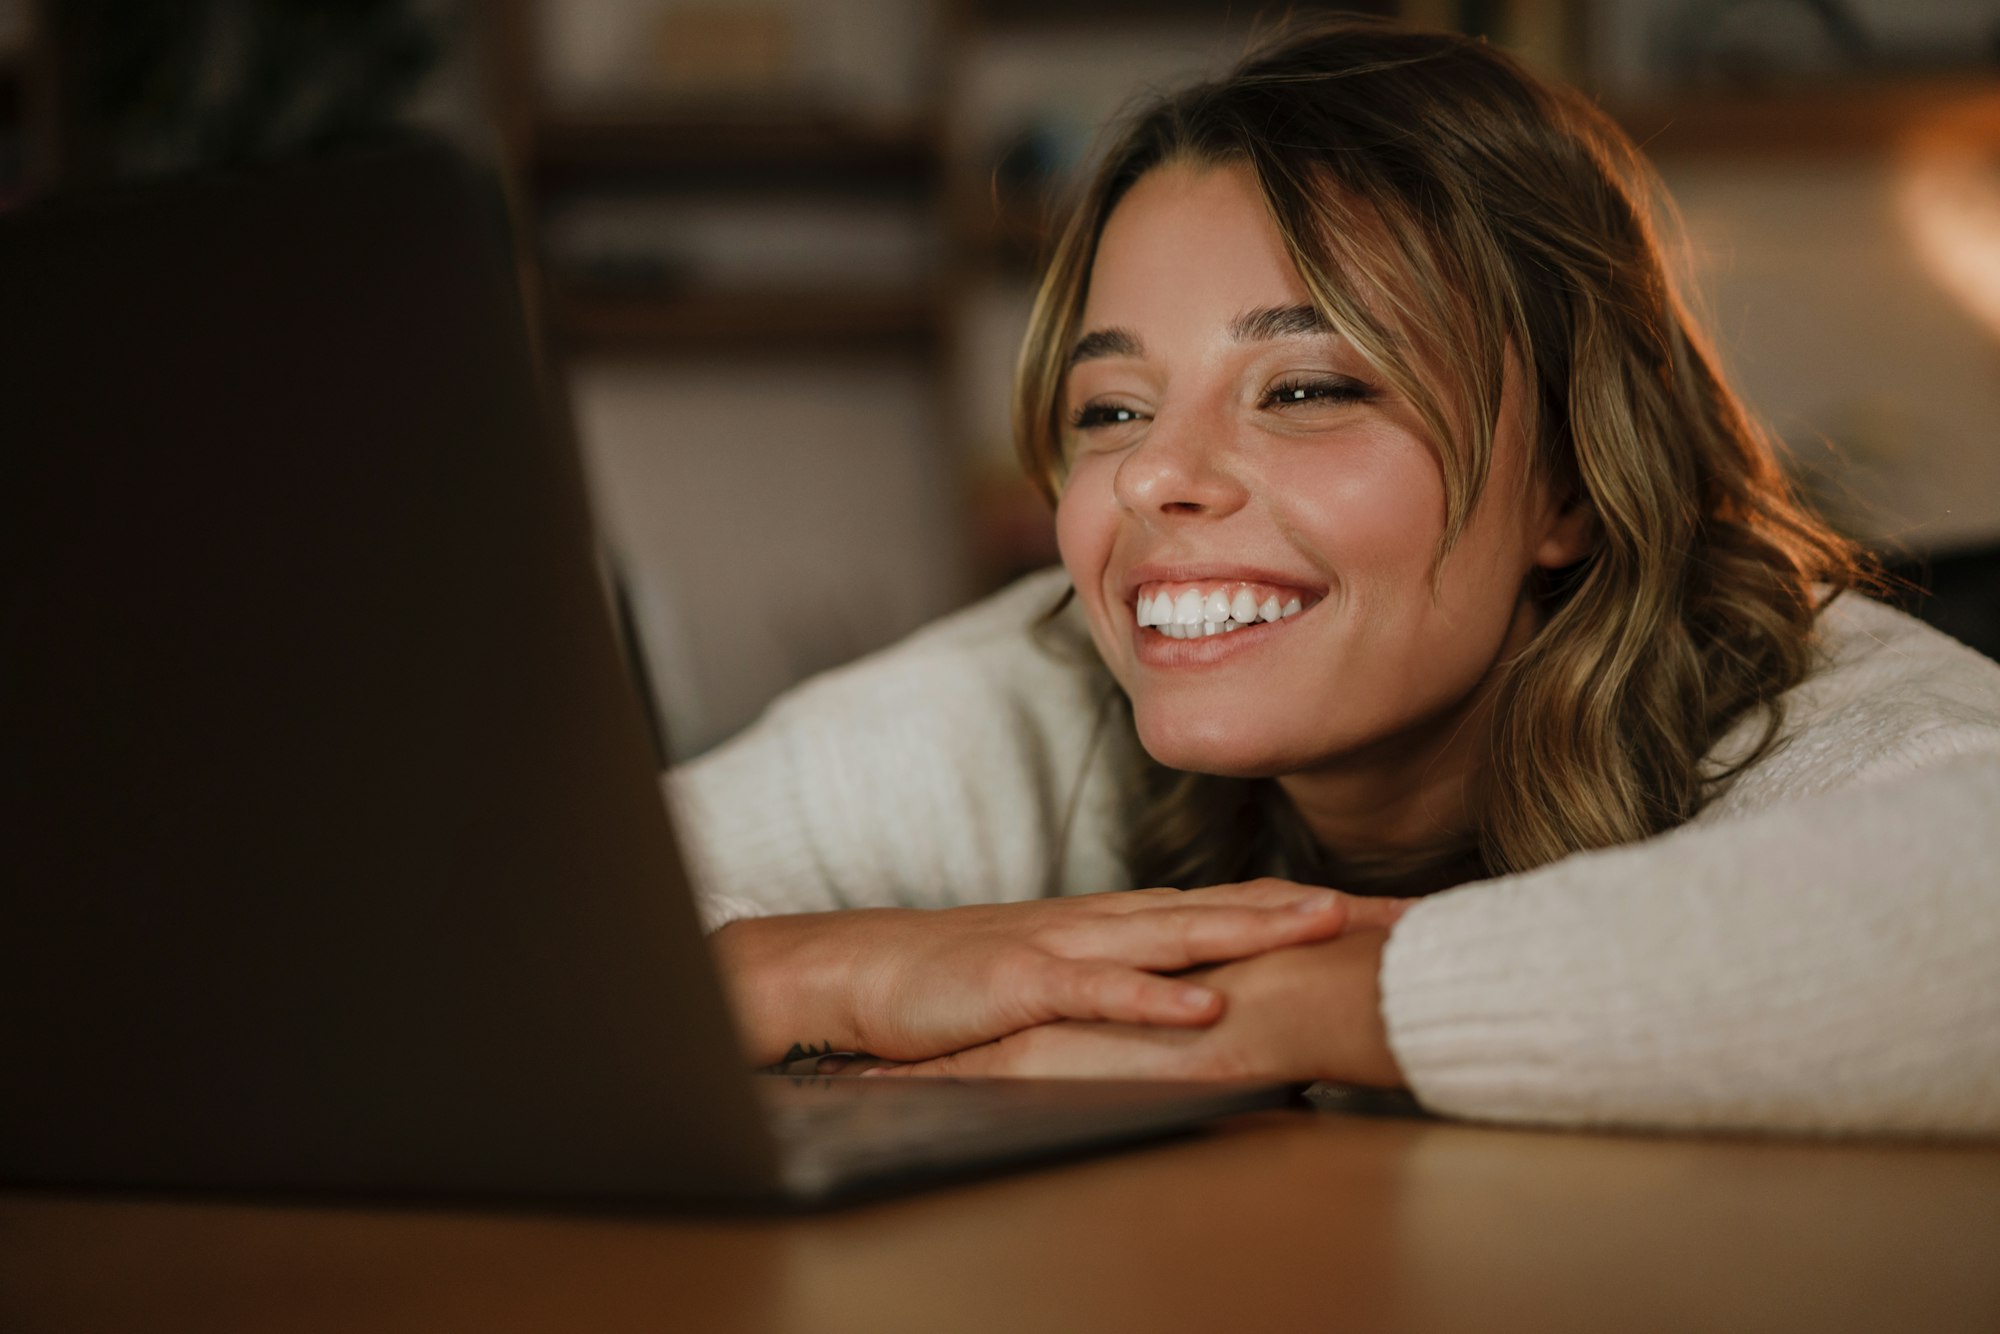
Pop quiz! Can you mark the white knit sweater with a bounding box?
[668,568,2000,1136]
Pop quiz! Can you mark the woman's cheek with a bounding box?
[1054,456,1117,581]
[1054,458,1134,667]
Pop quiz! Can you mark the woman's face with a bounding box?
[1055,163,1587,826]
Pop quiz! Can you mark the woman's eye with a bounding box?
[1068,402,1147,430]
[1261,376,1377,410]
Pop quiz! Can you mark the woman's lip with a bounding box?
[1129,602,1312,667]
[1120,564,1326,604]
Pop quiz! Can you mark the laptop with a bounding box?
[0,142,1291,1207]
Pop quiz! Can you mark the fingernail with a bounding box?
[1177,985,1216,1010]
[1295,893,1341,912]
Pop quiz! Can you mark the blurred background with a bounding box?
[5,0,1999,759]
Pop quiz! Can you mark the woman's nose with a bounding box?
[1111,405,1249,520]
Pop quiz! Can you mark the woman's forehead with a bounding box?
[1076,162,1426,371]
[1082,164,1308,331]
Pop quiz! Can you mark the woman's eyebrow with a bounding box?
[1229,303,1333,342]
[1067,305,1334,366]
[1068,327,1143,366]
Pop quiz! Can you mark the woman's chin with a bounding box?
[1134,715,1309,780]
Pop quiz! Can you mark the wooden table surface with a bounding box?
[5,1110,1999,1334]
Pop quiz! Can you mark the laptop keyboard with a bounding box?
[754,1074,1292,1200]
[758,1075,1026,1161]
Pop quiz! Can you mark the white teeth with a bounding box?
[1134,584,1314,635]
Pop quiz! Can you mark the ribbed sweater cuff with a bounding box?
[1379,887,1579,1123]
[663,763,824,933]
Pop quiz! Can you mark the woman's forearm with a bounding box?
[1381,755,2000,1135]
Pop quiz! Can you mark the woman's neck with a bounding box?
[1273,759,1490,896]
[1274,589,1540,890]
[1303,836,1489,897]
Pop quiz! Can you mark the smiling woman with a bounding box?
[670,17,2000,1135]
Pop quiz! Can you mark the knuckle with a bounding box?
[1022,920,1065,951]
[1171,910,1218,950]
[1034,913,1103,953]
[1067,962,1114,1012]
[1078,962,1146,1017]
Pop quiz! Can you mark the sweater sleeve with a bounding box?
[1380,750,2000,1137]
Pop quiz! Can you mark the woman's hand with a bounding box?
[709,880,1409,1068]
[865,931,1404,1086]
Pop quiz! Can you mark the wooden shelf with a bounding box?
[962,0,1387,31]
[1615,76,2000,160]
[531,111,942,193]
[546,282,944,353]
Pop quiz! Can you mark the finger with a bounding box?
[1342,895,1418,932]
[873,1024,1197,1081]
[1113,878,1328,912]
[1181,878,1359,910]
[1054,899,1351,971]
[1083,885,1196,912]
[817,1055,902,1075]
[868,1045,1000,1078]
[1117,883,1415,947]
[1040,958,1226,1029]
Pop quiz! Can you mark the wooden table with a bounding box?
[5,1110,1998,1333]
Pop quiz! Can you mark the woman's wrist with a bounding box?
[1242,930,1405,1086]
[708,910,904,1067]
[1325,931,1405,1088]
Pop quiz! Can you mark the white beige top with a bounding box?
[668,568,2000,1136]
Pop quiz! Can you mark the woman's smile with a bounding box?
[1125,570,1323,663]
[1133,600,1315,666]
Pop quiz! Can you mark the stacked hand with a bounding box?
[709,879,1411,1086]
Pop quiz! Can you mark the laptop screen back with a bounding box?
[0,144,777,1199]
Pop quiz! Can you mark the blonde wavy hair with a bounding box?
[1015,17,1871,890]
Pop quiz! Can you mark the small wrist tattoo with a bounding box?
[763,1040,835,1075]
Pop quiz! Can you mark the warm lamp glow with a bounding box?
[1897,94,2000,342]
